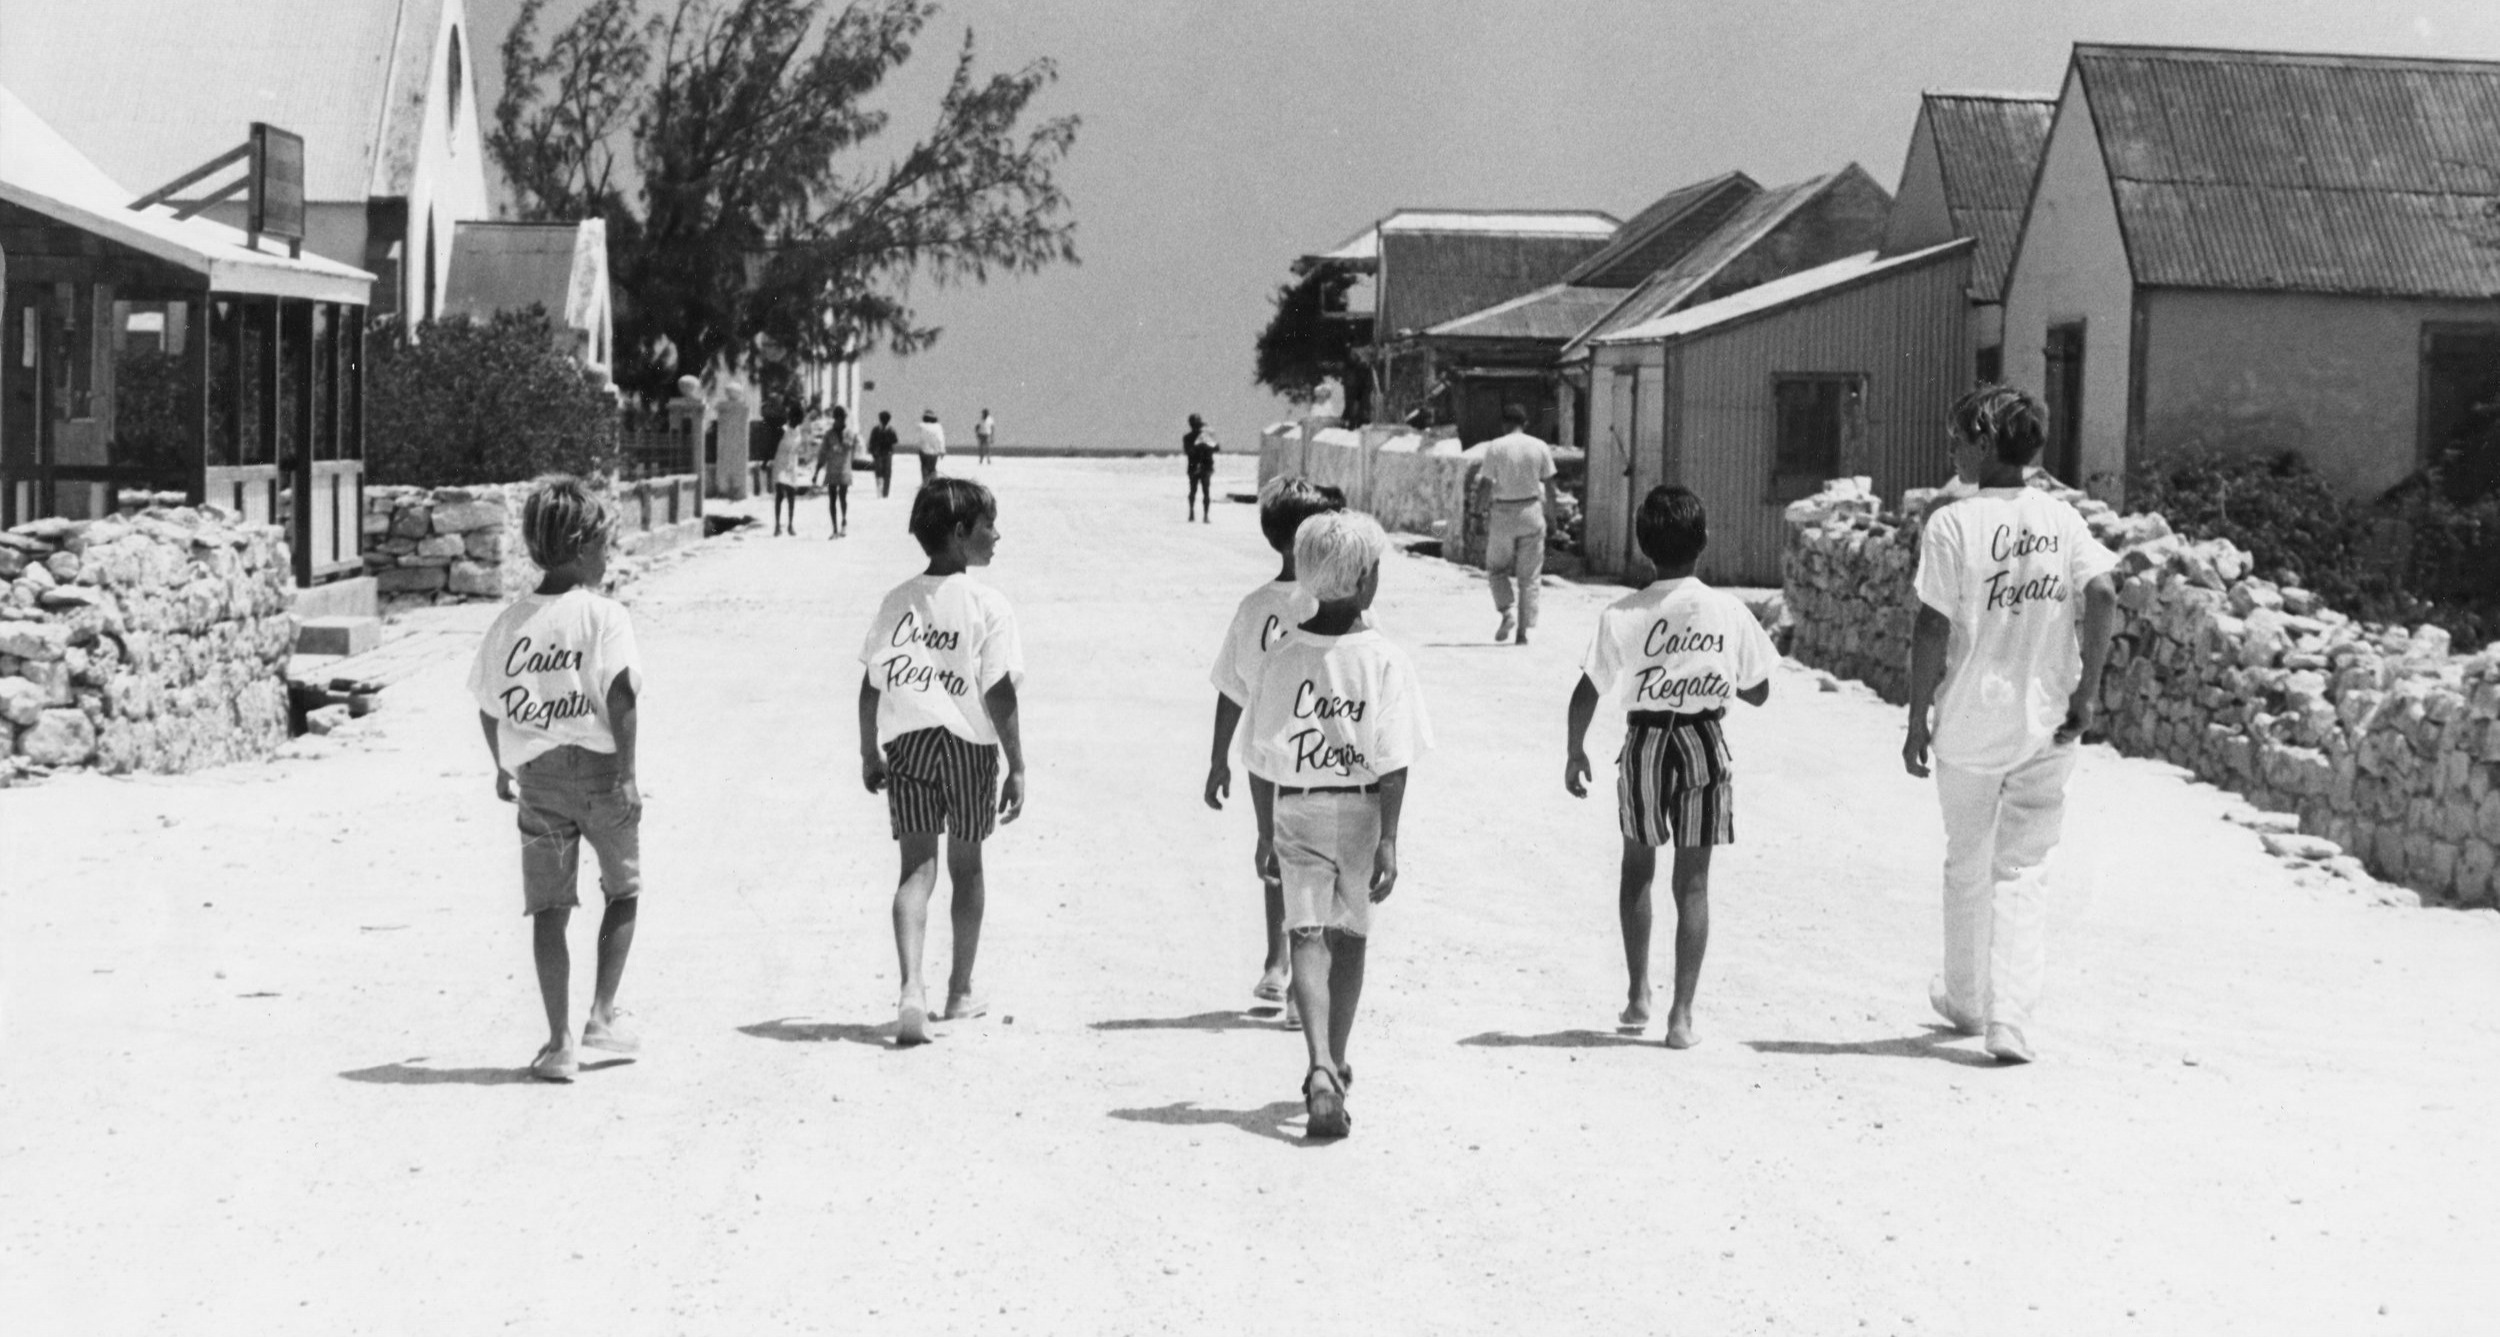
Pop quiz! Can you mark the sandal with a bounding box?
[1251,977,1288,1004]
[1302,1064,1350,1140]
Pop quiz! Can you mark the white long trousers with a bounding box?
[1934,742,2078,1034]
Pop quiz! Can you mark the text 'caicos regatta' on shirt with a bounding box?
[1209,578,1319,705]
[467,587,644,769]
[1239,626,1433,786]
[1581,576,1776,715]
[860,572,1025,745]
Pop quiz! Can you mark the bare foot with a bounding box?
[1618,992,1652,1030]
[1663,1010,1698,1049]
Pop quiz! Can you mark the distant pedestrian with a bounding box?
[1902,384,2119,1065]
[976,408,997,465]
[1564,485,1775,1049]
[917,409,947,485]
[770,406,815,536]
[1238,511,1434,1139]
[469,477,645,1082]
[1204,477,1348,1017]
[859,478,1027,1045]
[1183,413,1219,522]
[814,404,855,538]
[867,411,899,498]
[1464,403,1558,644]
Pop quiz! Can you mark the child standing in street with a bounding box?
[1565,485,1775,1050]
[859,478,1026,1045]
[469,478,646,1082]
[1183,414,1219,522]
[770,406,815,536]
[1238,511,1432,1140]
[814,405,855,538]
[1204,477,1346,1012]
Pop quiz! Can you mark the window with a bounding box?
[446,27,464,137]
[1771,374,1861,500]
[2421,323,2500,465]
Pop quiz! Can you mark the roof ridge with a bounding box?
[2074,41,2500,73]
[1923,90,2057,104]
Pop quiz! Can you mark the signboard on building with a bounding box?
[248,123,305,251]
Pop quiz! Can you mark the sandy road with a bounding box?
[2,455,2495,1335]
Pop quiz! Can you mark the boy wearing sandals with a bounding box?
[470,478,646,1082]
[859,478,1027,1045]
[1203,477,1346,1014]
[1238,511,1433,1139]
[1564,486,1775,1050]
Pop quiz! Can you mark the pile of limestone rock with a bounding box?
[0,508,294,782]
[362,484,527,602]
[1782,476,2500,906]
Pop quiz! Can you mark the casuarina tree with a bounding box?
[493,0,1080,399]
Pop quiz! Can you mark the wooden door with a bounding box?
[2043,322,2085,484]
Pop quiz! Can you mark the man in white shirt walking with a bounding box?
[1902,385,2118,1065]
[1464,403,1559,645]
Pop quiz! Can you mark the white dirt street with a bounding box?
[3,456,2495,1335]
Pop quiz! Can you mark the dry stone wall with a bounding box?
[363,476,702,605]
[1782,477,2500,906]
[0,508,294,782]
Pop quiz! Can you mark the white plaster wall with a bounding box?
[1880,112,1954,254]
[402,0,493,320]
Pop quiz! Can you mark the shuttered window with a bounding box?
[1772,374,1861,500]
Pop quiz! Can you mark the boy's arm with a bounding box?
[1249,775,1277,882]
[1204,693,1244,809]
[858,675,888,793]
[478,711,513,803]
[2059,574,2119,744]
[605,674,641,821]
[1370,768,1408,902]
[1904,605,1951,777]
[1564,674,1600,797]
[984,676,1025,823]
[1738,680,1770,707]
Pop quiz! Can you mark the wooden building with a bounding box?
[443,220,616,383]
[0,86,374,584]
[1582,241,1973,585]
[2001,44,2500,499]
[1879,92,2054,382]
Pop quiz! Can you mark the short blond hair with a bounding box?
[521,475,617,569]
[1294,510,1388,602]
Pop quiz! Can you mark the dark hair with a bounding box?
[521,475,616,570]
[908,477,996,554]
[1634,485,1708,570]
[1258,476,1345,554]
[1951,383,2047,467]
[1501,402,1529,428]
[878,410,891,424]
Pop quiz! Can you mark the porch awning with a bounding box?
[0,82,371,304]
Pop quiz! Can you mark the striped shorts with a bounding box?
[1616,710,1735,848]
[883,726,1000,841]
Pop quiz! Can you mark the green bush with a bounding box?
[367,309,618,486]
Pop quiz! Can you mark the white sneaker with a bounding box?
[1984,1022,2035,1064]
[1928,975,1980,1036]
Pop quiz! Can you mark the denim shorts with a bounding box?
[515,745,642,914]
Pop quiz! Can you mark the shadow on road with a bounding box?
[739,1017,902,1048]
[1457,1029,1653,1049]
[1744,1028,1997,1067]
[339,1057,635,1086]
[1109,1099,1314,1147]
[1090,1010,1287,1034]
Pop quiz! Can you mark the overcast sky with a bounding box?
[471,0,2500,450]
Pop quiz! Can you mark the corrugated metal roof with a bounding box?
[1423,283,1630,341]
[0,0,439,203]
[1923,93,2052,301]
[442,221,605,329]
[1377,228,1616,335]
[1595,240,1971,344]
[1561,171,1760,287]
[2076,43,2500,296]
[1379,209,1619,235]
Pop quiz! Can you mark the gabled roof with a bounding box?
[1296,208,1618,274]
[1594,240,1972,346]
[0,0,447,203]
[1560,172,1761,287]
[1423,283,1633,341]
[1562,164,1892,359]
[443,221,608,331]
[1921,93,2053,300]
[2071,42,2500,297]
[0,83,373,303]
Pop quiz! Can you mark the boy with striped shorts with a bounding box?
[859,478,1027,1045]
[1565,485,1774,1049]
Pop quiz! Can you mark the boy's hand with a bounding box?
[1254,835,1276,881]
[617,776,643,824]
[494,770,515,803]
[2056,692,2097,746]
[1902,715,1932,778]
[998,768,1027,824]
[1369,837,1399,903]
[862,752,889,794]
[1564,749,1591,798]
[1203,760,1231,810]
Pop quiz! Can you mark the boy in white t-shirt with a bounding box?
[859,477,1026,1045]
[1903,385,2118,1065]
[1239,511,1433,1140]
[1565,486,1775,1050]
[1203,476,1345,1010]
[469,478,646,1083]
[770,406,816,536]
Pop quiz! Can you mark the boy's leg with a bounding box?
[1933,763,2003,1028]
[1663,845,1712,1049]
[891,831,943,1035]
[1617,839,1656,1025]
[1322,927,1366,1074]
[1288,929,1335,1073]
[1981,745,2078,1053]
[1514,531,1546,635]
[1259,849,1290,995]
[1485,535,1517,635]
[532,907,573,1049]
[944,836,986,1010]
[587,897,638,1032]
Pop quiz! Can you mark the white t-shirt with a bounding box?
[468,588,643,770]
[859,572,1024,745]
[1467,430,1557,502]
[1580,577,1776,714]
[1210,579,1318,706]
[1240,626,1434,786]
[1915,488,2118,773]
[918,420,947,457]
[772,424,814,486]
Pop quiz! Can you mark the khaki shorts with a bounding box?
[1273,788,1383,937]
[515,745,642,915]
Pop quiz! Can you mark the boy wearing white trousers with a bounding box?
[1902,385,2118,1065]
